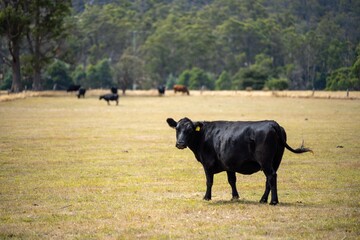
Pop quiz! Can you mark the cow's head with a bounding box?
[167,117,203,149]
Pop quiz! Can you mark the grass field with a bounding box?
[0,93,359,239]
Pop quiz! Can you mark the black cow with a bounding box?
[158,85,166,95]
[111,87,118,94]
[67,84,81,92]
[99,93,119,105]
[77,88,86,98]
[166,117,312,205]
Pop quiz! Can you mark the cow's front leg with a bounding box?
[226,171,239,200]
[203,171,214,201]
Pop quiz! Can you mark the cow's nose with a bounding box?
[176,142,187,149]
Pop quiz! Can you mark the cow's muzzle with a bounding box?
[176,142,187,149]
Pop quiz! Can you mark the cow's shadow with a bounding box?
[208,199,311,208]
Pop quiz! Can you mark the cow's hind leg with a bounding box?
[264,170,278,205]
[260,153,282,204]
[226,171,239,200]
[260,178,270,204]
[261,145,285,205]
[259,167,278,205]
[258,132,284,205]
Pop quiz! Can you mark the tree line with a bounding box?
[1,0,359,93]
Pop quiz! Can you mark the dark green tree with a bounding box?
[215,71,232,90]
[141,13,184,82]
[72,65,86,86]
[85,64,98,88]
[351,44,360,81]
[45,60,72,90]
[85,59,113,89]
[0,69,12,90]
[25,0,72,90]
[177,69,191,87]
[265,77,289,90]
[96,59,113,88]
[31,0,360,91]
[326,67,359,91]
[0,1,30,92]
[113,54,144,94]
[78,3,136,66]
[165,74,177,90]
[188,67,213,90]
[233,54,273,90]
[177,22,217,72]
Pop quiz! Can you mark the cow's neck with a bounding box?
[188,132,202,153]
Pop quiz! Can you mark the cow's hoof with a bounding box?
[231,196,240,201]
[269,201,279,205]
[203,197,211,201]
[259,199,268,204]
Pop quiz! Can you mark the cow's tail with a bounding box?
[272,122,313,154]
[284,140,313,154]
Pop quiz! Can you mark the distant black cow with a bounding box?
[167,117,312,205]
[173,85,189,95]
[158,85,166,95]
[67,84,81,92]
[77,88,86,98]
[111,87,118,94]
[99,93,119,105]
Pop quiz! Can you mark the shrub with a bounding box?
[177,70,191,86]
[265,78,289,90]
[215,71,232,90]
[45,60,72,90]
[0,70,12,90]
[178,68,214,90]
[326,67,360,90]
[85,59,113,89]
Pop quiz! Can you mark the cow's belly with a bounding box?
[236,161,261,175]
[221,155,261,175]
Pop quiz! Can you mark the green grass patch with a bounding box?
[0,94,359,239]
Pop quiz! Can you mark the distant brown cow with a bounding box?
[174,85,189,95]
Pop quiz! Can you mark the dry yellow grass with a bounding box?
[0,93,359,239]
[1,89,360,102]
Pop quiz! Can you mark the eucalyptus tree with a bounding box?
[0,0,72,91]
[25,0,72,90]
[0,0,30,92]
[77,3,137,66]
[141,13,184,82]
[114,53,144,94]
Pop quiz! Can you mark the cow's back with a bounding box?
[200,121,279,173]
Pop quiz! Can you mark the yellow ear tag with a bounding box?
[195,126,201,132]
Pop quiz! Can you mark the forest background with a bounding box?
[1,0,360,93]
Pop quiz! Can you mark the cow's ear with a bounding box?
[194,122,203,132]
[166,118,177,128]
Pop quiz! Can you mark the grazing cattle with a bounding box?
[99,93,119,105]
[173,85,189,95]
[77,88,86,98]
[111,87,118,94]
[166,117,312,205]
[67,84,81,92]
[158,85,166,95]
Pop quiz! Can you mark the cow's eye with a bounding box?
[185,127,193,133]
